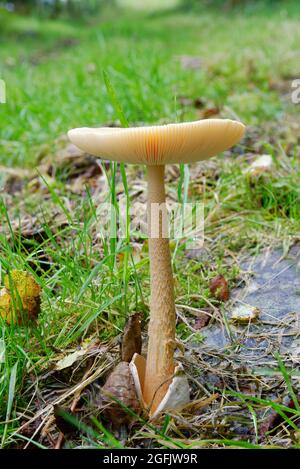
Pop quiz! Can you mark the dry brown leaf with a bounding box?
[200,106,220,119]
[194,311,211,330]
[121,313,142,363]
[0,165,33,195]
[209,275,230,302]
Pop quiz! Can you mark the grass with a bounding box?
[1,1,300,166]
[0,0,300,449]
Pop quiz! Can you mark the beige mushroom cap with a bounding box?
[68,119,245,165]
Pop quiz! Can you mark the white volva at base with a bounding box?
[129,353,190,419]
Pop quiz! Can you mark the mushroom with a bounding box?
[68,119,245,417]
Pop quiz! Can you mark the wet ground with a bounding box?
[199,246,300,364]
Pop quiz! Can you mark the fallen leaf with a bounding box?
[0,271,41,325]
[54,338,100,370]
[209,275,230,302]
[121,313,142,363]
[0,165,33,195]
[260,397,300,437]
[200,106,220,119]
[55,349,87,371]
[40,142,101,186]
[194,311,211,329]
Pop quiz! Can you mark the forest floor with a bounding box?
[0,0,300,448]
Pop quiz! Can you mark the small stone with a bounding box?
[231,303,260,323]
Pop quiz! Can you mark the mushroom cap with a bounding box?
[68,119,245,165]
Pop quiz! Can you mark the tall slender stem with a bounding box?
[143,165,176,413]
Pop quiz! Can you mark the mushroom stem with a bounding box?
[143,165,176,413]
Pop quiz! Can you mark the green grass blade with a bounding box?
[1,361,18,448]
[103,70,129,128]
[275,352,300,412]
[90,416,124,449]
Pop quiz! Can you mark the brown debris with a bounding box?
[199,106,220,119]
[260,397,300,438]
[193,97,205,109]
[42,142,101,181]
[0,165,33,195]
[209,275,230,302]
[121,313,142,363]
[177,96,210,111]
[194,311,211,330]
[53,405,76,437]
